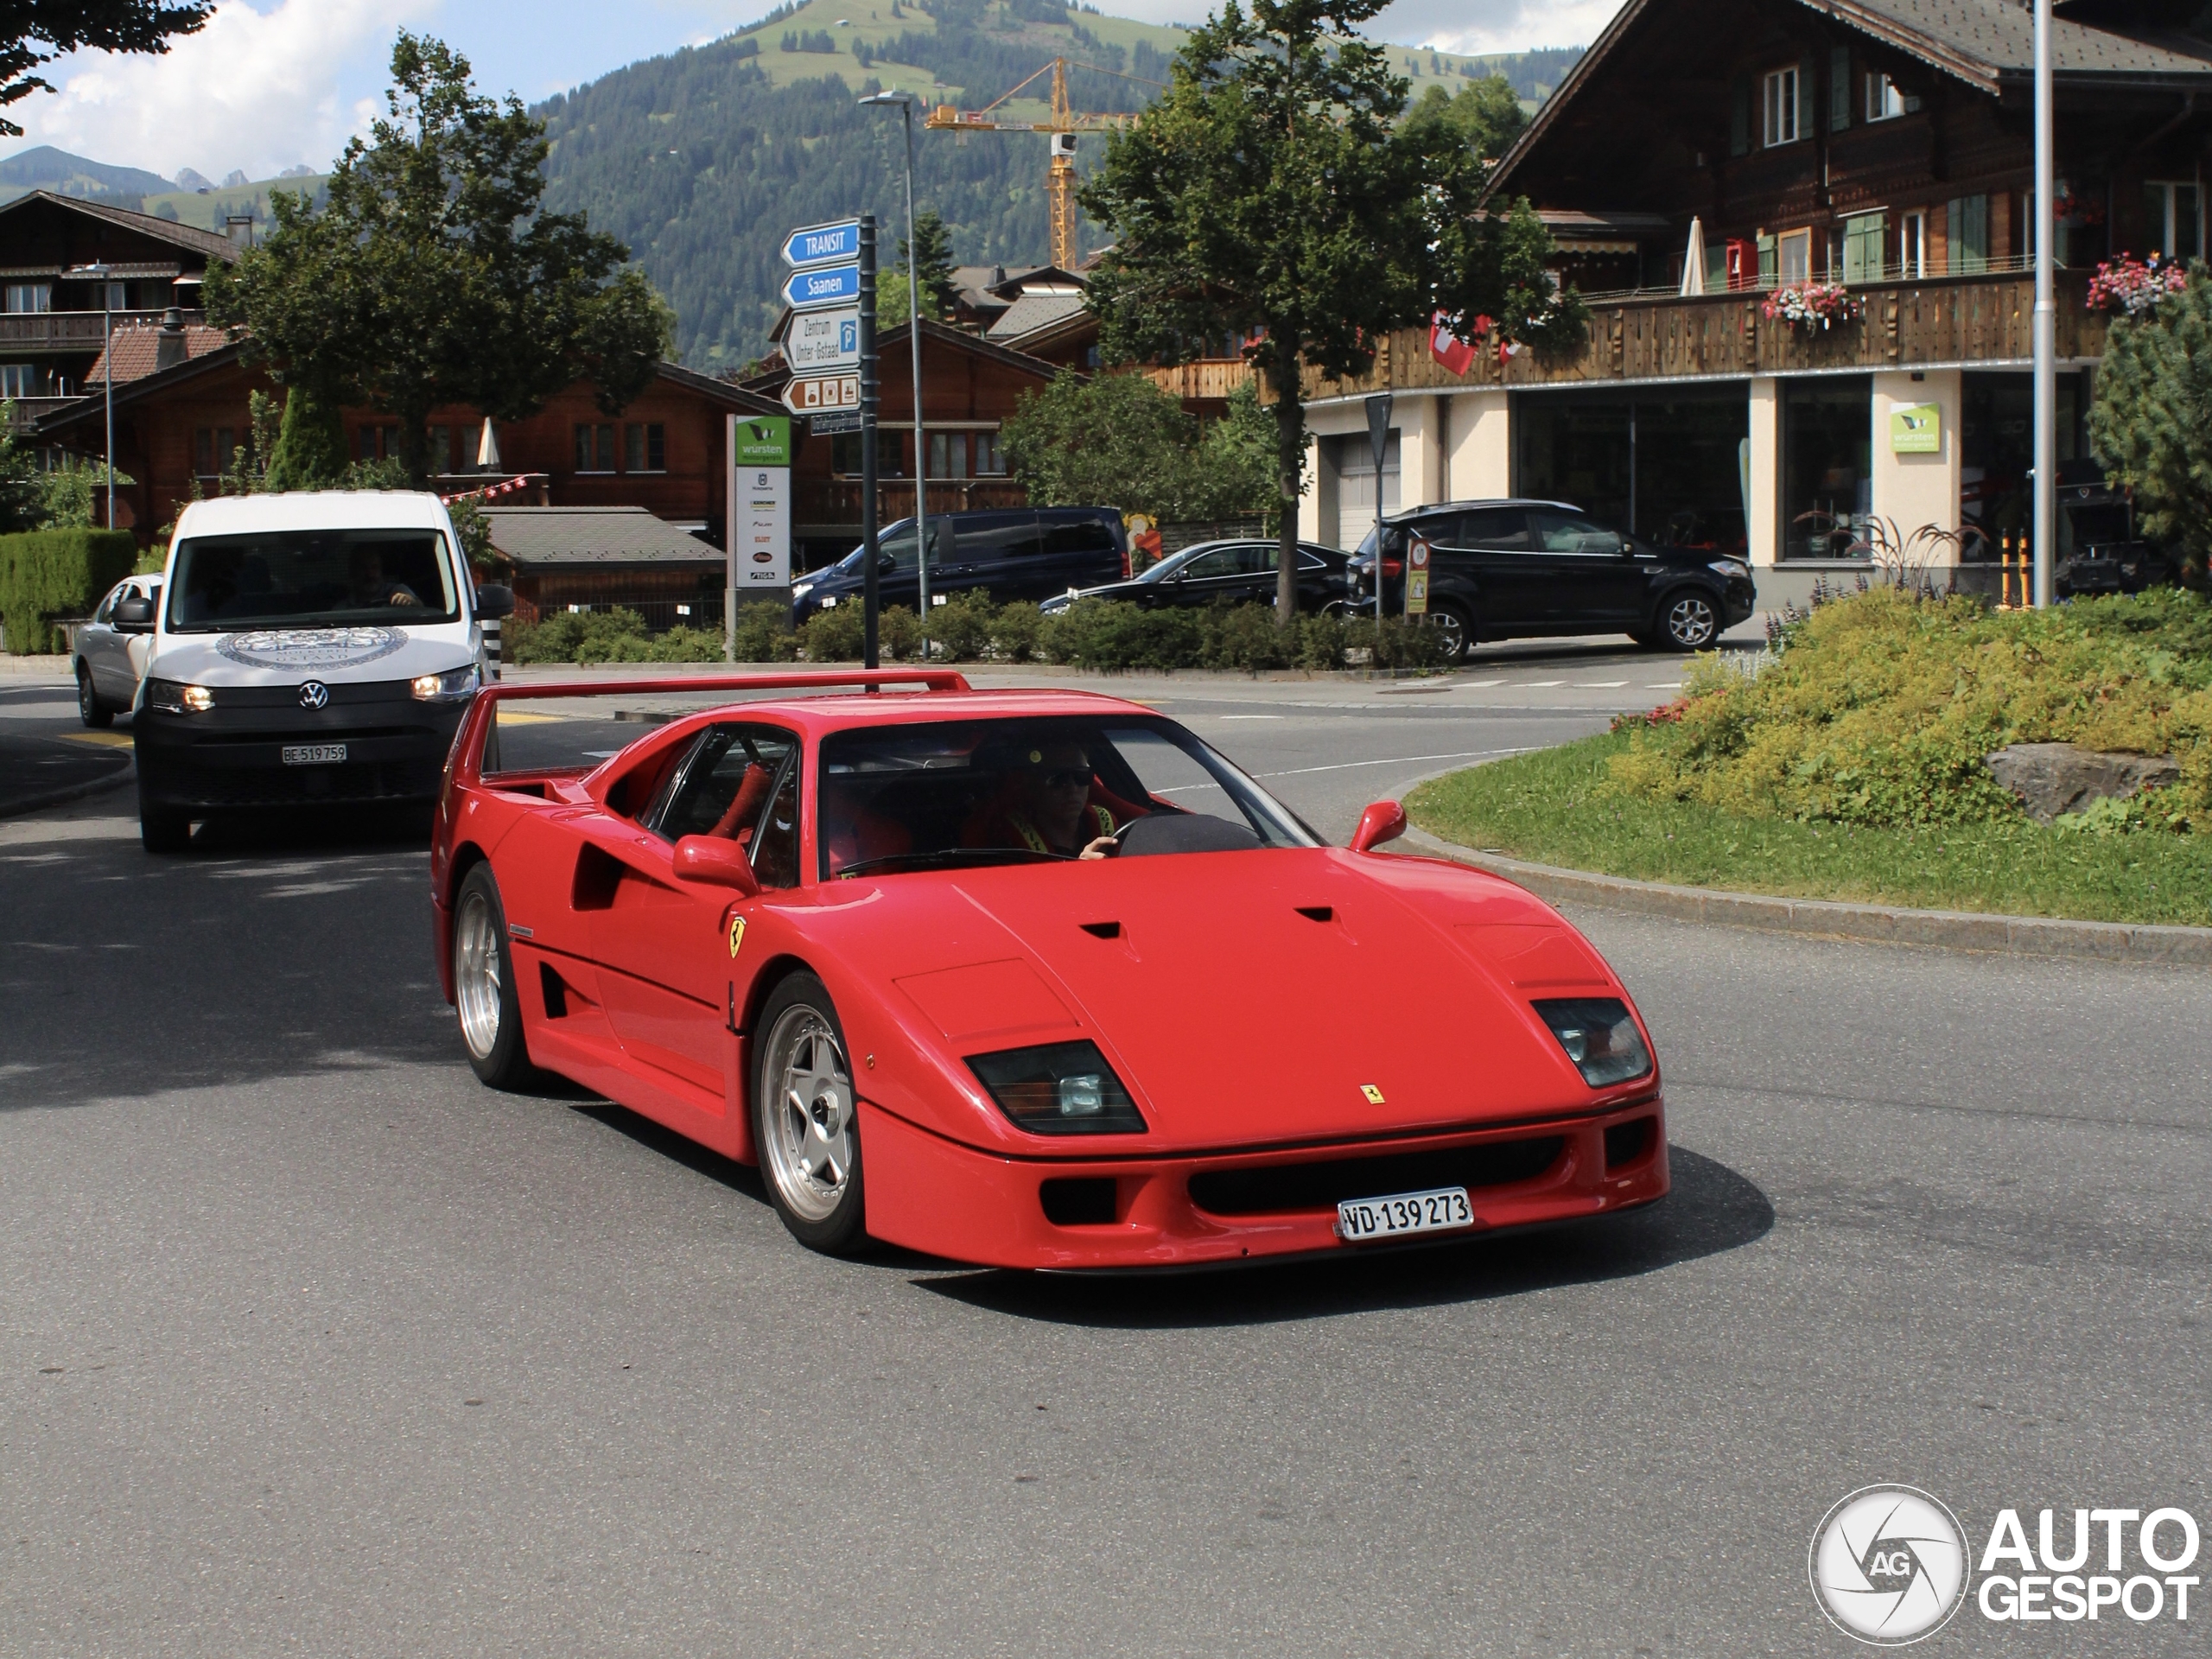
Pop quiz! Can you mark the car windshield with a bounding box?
[818,715,1318,879]
[167,528,461,632]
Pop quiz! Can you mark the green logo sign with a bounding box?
[734,416,791,467]
[1890,404,1941,454]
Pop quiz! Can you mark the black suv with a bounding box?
[791,507,1128,622]
[1346,499,1758,660]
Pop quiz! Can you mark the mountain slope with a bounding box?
[0,144,175,207]
[534,0,1579,371]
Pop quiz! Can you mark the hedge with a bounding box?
[0,528,138,653]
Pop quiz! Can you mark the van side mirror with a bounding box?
[474,584,515,620]
[673,834,761,895]
[113,594,155,627]
[1349,799,1408,854]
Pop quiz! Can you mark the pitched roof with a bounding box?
[0,188,238,262]
[86,320,233,385]
[480,505,720,567]
[1488,0,2212,200]
[985,289,1089,343]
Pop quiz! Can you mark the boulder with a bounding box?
[1985,742,2180,823]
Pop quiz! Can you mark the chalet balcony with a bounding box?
[1303,268,2107,398]
[0,308,205,353]
[5,396,78,429]
[798,478,1029,528]
[1141,359,1255,404]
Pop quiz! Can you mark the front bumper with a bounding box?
[135,682,470,810]
[859,1096,1669,1270]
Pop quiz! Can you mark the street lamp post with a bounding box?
[2031,0,2056,608]
[861,88,930,654]
[67,263,116,530]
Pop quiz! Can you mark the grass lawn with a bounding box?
[1405,731,2212,929]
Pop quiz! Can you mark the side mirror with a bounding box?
[673,834,761,895]
[114,594,155,626]
[474,584,515,620]
[1349,799,1408,854]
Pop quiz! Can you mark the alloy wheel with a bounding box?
[760,1005,855,1224]
[1664,594,1718,650]
[454,887,505,1061]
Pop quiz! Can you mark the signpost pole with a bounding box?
[2031,0,2056,609]
[724,420,738,663]
[1365,392,1393,628]
[860,214,881,670]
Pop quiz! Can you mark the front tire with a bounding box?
[753,971,868,1255]
[453,863,535,1090]
[75,664,112,728]
[1656,589,1720,651]
[138,783,190,854]
[1427,601,1472,664]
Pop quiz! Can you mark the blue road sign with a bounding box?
[783,263,861,310]
[782,219,863,268]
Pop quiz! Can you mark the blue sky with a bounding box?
[2,0,1613,183]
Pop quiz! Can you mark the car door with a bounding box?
[126,583,162,690]
[1166,543,1272,607]
[1430,507,1546,627]
[1524,508,1648,627]
[942,512,1042,603]
[585,721,802,1114]
[1026,514,1122,601]
[79,583,126,700]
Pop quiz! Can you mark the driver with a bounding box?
[964,741,1122,860]
[351,546,423,608]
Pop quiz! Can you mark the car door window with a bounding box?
[93,586,118,625]
[652,722,800,847]
[748,760,802,889]
[1529,510,1624,555]
[1179,549,1243,581]
[960,515,1045,564]
[1040,518,1117,556]
[1448,509,1533,550]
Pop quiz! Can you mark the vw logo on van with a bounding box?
[297,681,330,710]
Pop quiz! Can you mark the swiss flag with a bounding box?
[1430,313,1477,376]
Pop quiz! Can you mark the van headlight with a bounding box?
[410,664,479,702]
[146,678,213,714]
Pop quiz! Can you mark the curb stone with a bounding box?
[1400,825,2212,968]
[0,757,133,822]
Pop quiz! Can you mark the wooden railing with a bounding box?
[0,309,206,351]
[1304,270,2107,398]
[5,396,76,428]
[1141,359,1255,403]
[799,479,1030,526]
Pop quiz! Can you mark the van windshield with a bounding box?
[166,529,461,632]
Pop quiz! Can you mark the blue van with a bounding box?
[791,507,1128,622]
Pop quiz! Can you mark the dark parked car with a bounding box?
[1345,498,1758,660]
[2052,468,2178,598]
[791,507,1128,623]
[1039,538,1351,615]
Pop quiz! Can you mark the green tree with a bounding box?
[0,404,41,530]
[2088,273,2212,583]
[0,2,209,136]
[262,384,348,491]
[1081,0,1577,620]
[1401,73,1528,162]
[898,207,959,319]
[207,32,671,487]
[1001,371,1277,523]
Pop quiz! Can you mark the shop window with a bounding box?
[2143,182,2202,259]
[975,431,1006,474]
[1513,391,1748,554]
[575,422,614,473]
[1783,378,1872,560]
[1961,371,2086,557]
[1764,67,1801,147]
[928,431,969,480]
[0,364,35,398]
[625,421,665,473]
[3,283,50,314]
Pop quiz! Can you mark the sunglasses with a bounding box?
[1040,768,1090,789]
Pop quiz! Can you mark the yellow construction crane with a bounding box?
[925,58,1150,270]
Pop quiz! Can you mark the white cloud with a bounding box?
[1396,0,1624,56]
[16,0,441,182]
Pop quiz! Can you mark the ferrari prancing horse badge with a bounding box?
[728,912,747,959]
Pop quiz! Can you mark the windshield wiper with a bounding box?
[837,847,1069,878]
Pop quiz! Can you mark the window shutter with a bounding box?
[1841,213,1885,283]
[1948,194,1988,272]
[1732,75,1751,156]
[1830,48,1851,131]
[1757,232,1777,285]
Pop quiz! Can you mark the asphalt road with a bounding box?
[4,644,2209,1656]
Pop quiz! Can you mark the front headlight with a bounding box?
[410,664,480,703]
[146,678,213,714]
[1707,558,1751,578]
[967,1040,1147,1135]
[1533,998,1653,1088]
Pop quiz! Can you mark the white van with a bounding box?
[126,491,512,852]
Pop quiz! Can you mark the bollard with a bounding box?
[484,616,502,681]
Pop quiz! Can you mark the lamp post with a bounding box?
[2031,0,2056,607]
[67,263,115,530]
[861,87,930,653]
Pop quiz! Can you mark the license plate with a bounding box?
[1337,1185,1474,1243]
[282,743,346,766]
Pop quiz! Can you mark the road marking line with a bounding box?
[1519,680,1565,687]
[1217,714,1282,720]
[1646,682,1682,690]
[1573,681,1630,688]
[494,711,564,726]
[60,731,134,748]
[1452,679,1505,688]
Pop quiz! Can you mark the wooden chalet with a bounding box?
[1297,0,2212,597]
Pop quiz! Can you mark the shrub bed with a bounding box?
[0,528,138,653]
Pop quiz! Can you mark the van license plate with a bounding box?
[282,743,346,766]
[1336,1185,1473,1242]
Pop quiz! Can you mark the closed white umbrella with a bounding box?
[1680,216,1708,296]
[474,416,501,472]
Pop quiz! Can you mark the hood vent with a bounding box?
[1295,906,1333,922]
[1080,920,1121,938]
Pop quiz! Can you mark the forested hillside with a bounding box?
[533,0,1579,371]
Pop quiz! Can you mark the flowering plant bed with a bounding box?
[1761,282,1860,331]
[2087,252,2188,316]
